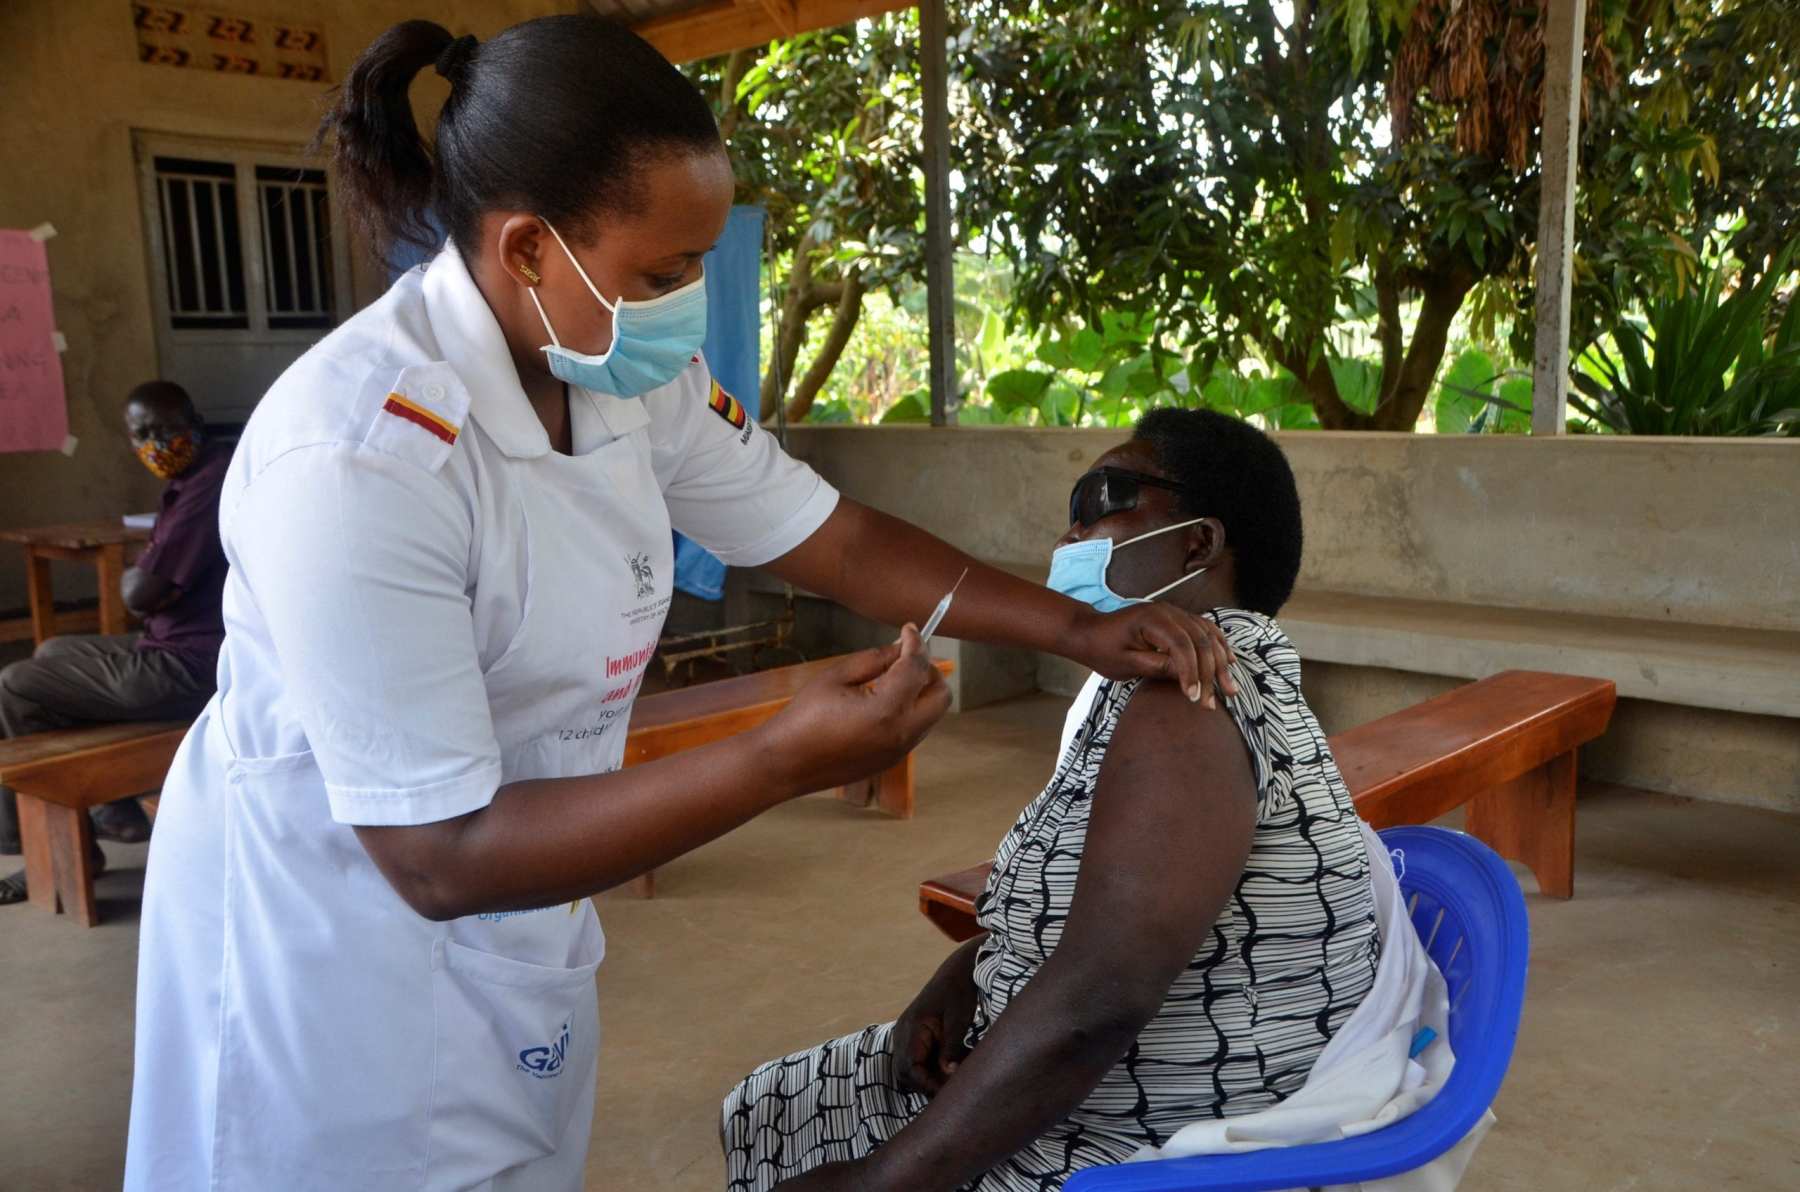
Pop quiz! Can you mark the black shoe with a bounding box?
[0,791,19,855]
[0,843,105,907]
[91,798,152,844]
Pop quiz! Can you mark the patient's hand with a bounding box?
[893,936,983,1097]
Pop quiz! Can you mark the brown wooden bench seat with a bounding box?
[2,654,954,925]
[919,669,1617,942]
[621,654,955,897]
[0,721,189,926]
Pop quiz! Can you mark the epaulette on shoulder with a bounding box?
[360,363,470,472]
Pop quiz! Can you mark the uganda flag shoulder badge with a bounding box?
[707,380,748,431]
[382,391,459,446]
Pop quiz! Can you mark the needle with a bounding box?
[920,567,969,644]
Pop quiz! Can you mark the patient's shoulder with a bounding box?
[1100,678,1257,808]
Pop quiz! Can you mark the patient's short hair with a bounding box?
[1133,408,1303,616]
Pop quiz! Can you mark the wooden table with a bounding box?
[0,521,152,647]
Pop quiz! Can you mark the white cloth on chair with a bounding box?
[1123,821,1495,1191]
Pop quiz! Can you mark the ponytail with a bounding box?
[317,20,473,259]
[317,15,720,265]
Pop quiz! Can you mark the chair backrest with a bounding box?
[1066,826,1530,1192]
[1384,826,1531,1119]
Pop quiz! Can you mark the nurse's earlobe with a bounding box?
[518,263,542,285]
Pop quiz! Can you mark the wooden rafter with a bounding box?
[632,0,914,63]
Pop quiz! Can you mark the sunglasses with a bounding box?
[1068,467,1197,528]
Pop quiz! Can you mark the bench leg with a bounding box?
[1466,750,1576,899]
[16,794,100,924]
[17,794,60,914]
[625,870,655,899]
[25,551,55,648]
[836,753,916,819]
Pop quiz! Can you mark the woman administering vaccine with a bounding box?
[124,16,1234,1191]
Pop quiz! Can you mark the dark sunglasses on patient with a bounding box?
[1067,466,1198,528]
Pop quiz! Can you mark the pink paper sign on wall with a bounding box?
[0,229,70,453]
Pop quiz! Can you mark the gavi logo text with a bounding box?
[517,1021,570,1079]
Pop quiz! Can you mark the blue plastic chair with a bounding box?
[1066,827,1530,1192]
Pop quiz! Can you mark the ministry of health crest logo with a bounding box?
[627,552,655,599]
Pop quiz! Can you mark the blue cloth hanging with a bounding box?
[673,205,765,601]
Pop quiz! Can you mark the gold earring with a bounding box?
[518,263,541,285]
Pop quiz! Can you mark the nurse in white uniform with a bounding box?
[124,15,1234,1191]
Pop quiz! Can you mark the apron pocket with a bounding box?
[426,938,600,1185]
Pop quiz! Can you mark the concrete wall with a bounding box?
[0,0,569,613]
[782,427,1800,632]
[775,427,1799,812]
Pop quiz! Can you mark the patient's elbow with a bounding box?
[1059,978,1165,1056]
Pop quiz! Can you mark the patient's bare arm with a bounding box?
[783,680,1259,1192]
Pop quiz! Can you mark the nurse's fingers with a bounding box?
[830,636,905,687]
[869,625,942,708]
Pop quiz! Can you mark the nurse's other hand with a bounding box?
[763,624,950,796]
[1067,604,1238,707]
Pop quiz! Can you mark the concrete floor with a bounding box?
[2,693,1796,1190]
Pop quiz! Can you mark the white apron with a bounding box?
[129,400,672,1191]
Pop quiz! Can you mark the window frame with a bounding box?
[134,130,353,353]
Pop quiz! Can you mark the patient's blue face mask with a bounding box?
[1047,518,1207,613]
[526,220,708,397]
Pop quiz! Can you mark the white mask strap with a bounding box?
[540,219,618,313]
[1142,565,1207,602]
[1115,517,1208,603]
[526,287,562,348]
[1117,516,1205,550]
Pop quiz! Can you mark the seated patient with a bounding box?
[722,409,1379,1192]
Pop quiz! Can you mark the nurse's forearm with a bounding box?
[769,500,1083,654]
[356,728,801,920]
[355,635,949,921]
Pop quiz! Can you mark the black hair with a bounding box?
[1133,408,1304,616]
[125,381,201,427]
[316,15,722,261]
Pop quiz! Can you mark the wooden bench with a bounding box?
[621,654,955,897]
[918,669,1616,942]
[1,653,954,925]
[0,720,189,926]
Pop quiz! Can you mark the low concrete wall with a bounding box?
[784,427,1798,632]
[778,427,1799,812]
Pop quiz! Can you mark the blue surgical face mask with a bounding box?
[1047,518,1207,613]
[526,220,708,397]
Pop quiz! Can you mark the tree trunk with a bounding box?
[758,236,851,419]
[1275,257,1476,431]
[1372,267,1476,430]
[717,46,757,142]
[783,272,868,422]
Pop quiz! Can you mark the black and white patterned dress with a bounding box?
[723,609,1379,1191]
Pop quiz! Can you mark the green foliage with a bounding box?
[707,0,1796,435]
[1433,349,1532,434]
[1569,243,1800,436]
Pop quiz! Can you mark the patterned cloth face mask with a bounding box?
[1046,518,1208,613]
[526,219,709,398]
[136,431,200,480]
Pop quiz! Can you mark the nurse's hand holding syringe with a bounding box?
[353,629,949,919]
[758,622,951,794]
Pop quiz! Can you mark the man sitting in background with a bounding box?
[0,381,231,904]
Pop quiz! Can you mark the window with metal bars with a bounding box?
[149,153,339,335]
[255,165,335,330]
[155,156,249,330]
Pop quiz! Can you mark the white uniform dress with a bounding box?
[124,243,837,1191]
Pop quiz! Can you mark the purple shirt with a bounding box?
[135,439,232,678]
